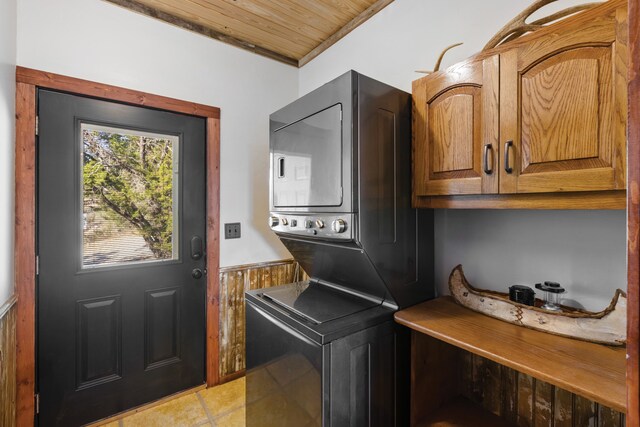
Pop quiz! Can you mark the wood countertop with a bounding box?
[395,297,627,413]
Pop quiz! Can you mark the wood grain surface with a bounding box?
[410,332,625,427]
[218,259,307,380]
[413,190,626,209]
[412,0,628,208]
[500,1,626,195]
[429,91,475,174]
[627,0,640,423]
[104,0,394,66]
[14,81,37,427]
[413,56,499,197]
[0,297,17,427]
[206,116,221,387]
[395,297,626,413]
[16,67,220,118]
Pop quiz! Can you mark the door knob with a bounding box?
[192,268,203,279]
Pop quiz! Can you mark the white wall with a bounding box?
[13,0,628,309]
[0,0,17,305]
[300,0,589,94]
[17,0,298,268]
[299,0,627,311]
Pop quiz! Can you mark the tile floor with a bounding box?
[98,377,246,427]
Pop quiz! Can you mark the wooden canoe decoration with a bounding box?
[482,0,603,51]
[448,265,627,346]
[416,42,463,74]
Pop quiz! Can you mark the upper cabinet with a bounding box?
[413,56,499,196]
[412,0,628,209]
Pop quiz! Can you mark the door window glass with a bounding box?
[81,123,179,268]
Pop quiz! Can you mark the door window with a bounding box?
[81,123,179,268]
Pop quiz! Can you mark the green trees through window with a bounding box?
[82,126,178,266]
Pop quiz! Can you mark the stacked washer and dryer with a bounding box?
[246,70,435,426]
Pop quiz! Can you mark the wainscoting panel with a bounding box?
[218,259,306,381]
[412,332,625,427]
[0,295,17,427]
[460,352,626,427]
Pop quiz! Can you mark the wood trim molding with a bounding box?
[102,0,298,67]
[15,81,37,427]
[14,67,221,425]
[218,258,297,273]
[298,0,395,67]
[627,0,640,423]
[414,190,627,210]
[219,369,245,386]
[206,116,221,387]
[16,67,220,119]
[0,294,17,320]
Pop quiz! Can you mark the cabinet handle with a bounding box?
[504,140,513,174]
[483,144,493,175]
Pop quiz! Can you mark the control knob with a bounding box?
[331,219,346,233]
[268,216,279,227]
[304,220,313,229]
[315,219,325,229]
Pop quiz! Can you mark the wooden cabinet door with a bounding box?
[499,5,627,194]
[413,55,499,196]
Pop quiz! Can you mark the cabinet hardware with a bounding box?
[483,143,493,174]
[504,140,513,174]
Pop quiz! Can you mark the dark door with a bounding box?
[37,90,207,426]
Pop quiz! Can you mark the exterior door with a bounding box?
[413,55,499,196]
[37,89,207,426]
[499,6,627,194]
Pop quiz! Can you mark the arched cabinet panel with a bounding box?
[413,56,499,196]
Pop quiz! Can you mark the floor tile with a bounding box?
[283,369,321,419]
[215,406,246,427]
[246,368,279,403]
[198,377,245,417]
[121,393,208,427]
[265,354,313,386]
[246,391,311,427]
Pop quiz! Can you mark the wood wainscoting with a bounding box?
[457,350,625,426]
[0,295,17,427]
[218,259,307,382]
[412,332,625,427]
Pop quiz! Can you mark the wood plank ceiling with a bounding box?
[103,0,394,67]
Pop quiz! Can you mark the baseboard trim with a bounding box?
[220,369,245,385]
[0,294,17,320]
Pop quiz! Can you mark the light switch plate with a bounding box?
[225,223,241,239]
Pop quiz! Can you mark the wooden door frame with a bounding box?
[14,67,221,426]
[628,0,640,424]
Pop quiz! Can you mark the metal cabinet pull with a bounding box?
[483,144,493,175]
[277,157,285,178]
[504,140,514,174]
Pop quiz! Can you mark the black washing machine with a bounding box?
[246,281,408,427]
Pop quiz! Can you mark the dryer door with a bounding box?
[272,104,343,208]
